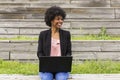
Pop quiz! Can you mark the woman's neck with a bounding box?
[51,27,60,39]
[51,27,59,33]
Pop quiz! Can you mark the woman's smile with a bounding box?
[52,16,63,28]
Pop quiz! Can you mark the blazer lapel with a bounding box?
[46,29,51,56]
[59,29,64,56]
[47,29,65,56]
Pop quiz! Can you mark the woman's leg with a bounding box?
[39,72,53,80]
[55,72,69,80]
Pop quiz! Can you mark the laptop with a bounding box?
[39,56,72,72]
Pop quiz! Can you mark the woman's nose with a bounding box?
[59,19,63,22]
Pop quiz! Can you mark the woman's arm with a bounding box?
[66,31,72,56]
[37,32,44,58]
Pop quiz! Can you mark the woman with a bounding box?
[37,6,71,80]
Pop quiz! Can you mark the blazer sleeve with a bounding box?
[37,32,44,58]
[66,31,72,56]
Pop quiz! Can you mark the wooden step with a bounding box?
[0,40,120,61]
[0,0,119,7]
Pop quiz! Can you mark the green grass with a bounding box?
[0,27,120,40]
[0,35,120,41]
[0,59,38,75]
[72,35,120,40]
[0,36,38,41]
[72,60,120,74]
[0,59,120,75]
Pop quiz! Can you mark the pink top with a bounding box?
[50,38,61,56]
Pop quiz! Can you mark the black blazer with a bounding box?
[37,28,71,58]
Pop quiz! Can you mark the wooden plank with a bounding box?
[0,19,35,22]
[0,41,10,52]
[95,52,120,60]
[72,41,102,52]
[72,45,101,52]
[0,52,9,60]
[9,42,37,52]
[72,51,120,60]
[101,41,120,51]
[72,40,120,52]
[71,21,120,35]
[0,7,27,13]
[0,14,25,19]
[0,20,119,29]
[0,28,19,34]
[0,0,13,2]
[13,34,39,37]
[19,27,70,35]
[72,52,97,60]
[0,7,45,14]
[0,0,117,8]
[0,2,112,9]
[0,0,70,3]
[0,27,119,36]
[0,4,26,8]
[10,51,38,60]
[0,40,120,60]
[0,20,120,35]
[0,8,70,19]
[0,8,115,19]
[19,28,47,35]
[0,21,70,28]
[70,29,100,35]
[72,40,104,45]
[101,45,120,51]
[111,0,120,7]
[71,21,120,29]
[0,21,47,28]
[0,45,10,51]
[10,40,37,43]
[71,0,110,7]
[0,34,39,38]
[25,14,44,19]
[107,29,120,35]
[115,8,120,19]
[0,35,19,38]
[17,22,70,28]
[0,2,71,10]
[1,18,120,22]
[70,8,114,19]
[0,13,44,19]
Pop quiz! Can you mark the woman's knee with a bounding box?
[39,72,53,80]
[55,72,69,80]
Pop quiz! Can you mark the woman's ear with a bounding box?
[51,20,53,26]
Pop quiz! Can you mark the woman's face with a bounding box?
[51,16,63,28]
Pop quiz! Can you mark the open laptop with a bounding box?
[39,56,72,72]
